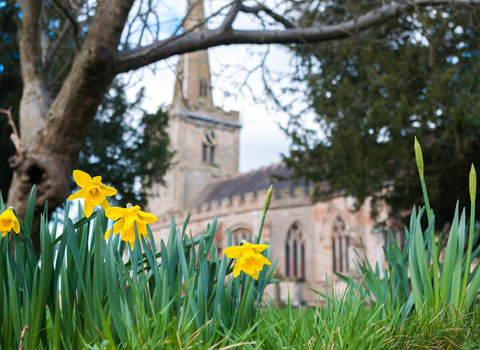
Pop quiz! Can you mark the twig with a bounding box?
[18,325,29,350]
[0,106,24,157]
[51,0,81,51]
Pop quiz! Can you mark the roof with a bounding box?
[190,163,309,208]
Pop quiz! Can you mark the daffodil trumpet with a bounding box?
[0,208,20,237]
[105,203,158,249]
[223,241,271,280]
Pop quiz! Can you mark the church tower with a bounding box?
[147,0,241,219]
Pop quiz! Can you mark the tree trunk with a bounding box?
[7,0,134,254]
[7,153,70,252]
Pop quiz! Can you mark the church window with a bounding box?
[199,79,208,97]
[210,146,215,164]
[202,143,208,162]
[301,243,305,278]
[231,228,252,246]
[202,130,217,164]
[285,222,305,279]
[285,242,290,276]
[332,216,350,273]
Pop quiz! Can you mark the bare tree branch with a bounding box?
[240,3,294,29]
[117,0,480,74]
[119,0,234,63]
[51,0,81,51]
[0,107,24,158]
[44,20,72,72]
[220,0,242,32]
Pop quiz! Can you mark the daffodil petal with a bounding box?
[233,263,242,277]
[138,211,158,224]
[99,199,110,211]
[252,244,270,253]
[106,207,128,221]
[13,218,20,233]
[113,218,125,234]
[260,255,271,265]
[104,227,112,239]
[101,184,117,196]
[68,188,87,200]
[104,218,124,239]
[224,246,243,259]
[250,271,259,280]
[73,170,93,188]
[84,202,94,218]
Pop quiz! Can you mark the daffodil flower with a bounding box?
[0,208,20,237]
[68,170,117,217]
[223,242,271,280]
[104,204,158,248]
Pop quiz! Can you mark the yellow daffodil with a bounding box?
[68,170,117,217]
[0,208,20,237]
[223,242,271,280]
[104,204,158,248]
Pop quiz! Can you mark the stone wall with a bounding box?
[150,187,387,304]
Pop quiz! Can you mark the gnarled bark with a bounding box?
[7,0,135,253]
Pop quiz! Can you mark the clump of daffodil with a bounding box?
[0,208,20,237]
[105,204,158,249]
[68,170,117,217]
[224,241,271,280]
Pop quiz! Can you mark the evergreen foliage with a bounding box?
[76,85,173,207]
[285,5,480,229]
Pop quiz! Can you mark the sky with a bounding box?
[121,0,316,173]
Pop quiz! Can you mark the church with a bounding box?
[147,0,386,303]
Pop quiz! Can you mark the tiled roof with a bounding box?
[190,163,309,208]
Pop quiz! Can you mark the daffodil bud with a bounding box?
[470,164,476,204]
[263,185,273,217]
[414,137,424,179]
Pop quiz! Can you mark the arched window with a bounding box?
[202,143,208,162]
[285,222,305,279]
[332,216,349,272]
[202,130,217,164]
[199,79,208,97]
[209,146,215,164]
[231,228,252,246]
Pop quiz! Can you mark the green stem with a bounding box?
[420,177,432,223]
[256,215,266,245]
[420,176,438,312]
[459,202,475,310]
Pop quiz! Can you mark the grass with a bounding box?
[1,141,480,349]
[254,300,480,349]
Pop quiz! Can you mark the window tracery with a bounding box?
[332,215,349,272]
[285,222,305,279]
[231,228,252,246]
[202,130,217,165]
